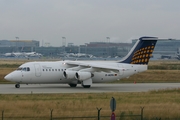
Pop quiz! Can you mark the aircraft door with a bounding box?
[34,64,41,77]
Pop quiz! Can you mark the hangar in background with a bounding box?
[0,40,39,53]
[78,42,131,57]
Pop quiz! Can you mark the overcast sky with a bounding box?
[1,0,180,46]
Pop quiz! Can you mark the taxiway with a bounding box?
[0,83,179,94]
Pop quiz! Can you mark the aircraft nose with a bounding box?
[4,74,13,81]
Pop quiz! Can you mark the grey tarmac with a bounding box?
[0,83,180,94]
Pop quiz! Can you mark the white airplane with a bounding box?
[4,53,16,57]
[3,52,42,58]
[4,37,158,88]
[4,52,24,57]
[24,52,42,57]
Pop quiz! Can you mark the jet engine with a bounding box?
[75,72,93,81]
[63,71,77,79]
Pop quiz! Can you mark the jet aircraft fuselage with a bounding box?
[4,37,158,88]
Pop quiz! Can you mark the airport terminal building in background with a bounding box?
[0,40,39,53]
[0,38,180,59]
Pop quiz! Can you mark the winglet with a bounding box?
[119,36,158,64]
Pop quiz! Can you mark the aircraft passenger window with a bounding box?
[49,69,51,71]
[61,69,63,71]
[52,69,54,71]
[55,69,57,71]
[46,69,48,71]
[58,69,60,71]
[43,69,44,71]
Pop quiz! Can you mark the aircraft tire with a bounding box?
[15,84,20,88]
[69,84,77,87]
[82,85,91,88]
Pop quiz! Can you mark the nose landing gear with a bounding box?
[15,84,20,88]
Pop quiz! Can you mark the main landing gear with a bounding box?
[82,85,91,88]
[68,83,91,88]
[69,83,77,87]
[15,84,20,88]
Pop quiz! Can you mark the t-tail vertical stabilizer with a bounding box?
[119,37,158,64]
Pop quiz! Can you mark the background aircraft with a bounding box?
[3,52,42,58]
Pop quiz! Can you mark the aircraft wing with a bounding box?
[64,61,125,73]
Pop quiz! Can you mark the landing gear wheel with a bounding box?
[15,84,20,88]
[82,85,91,88]
[69,83,77,87]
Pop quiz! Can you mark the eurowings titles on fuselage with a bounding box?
[4,37,158,88]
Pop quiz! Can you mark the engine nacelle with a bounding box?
[75,72,92,81]
[63,71,76,79]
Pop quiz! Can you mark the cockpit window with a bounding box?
[27,67,30,71]
[23,68,27,71]
[16,67,30,71]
